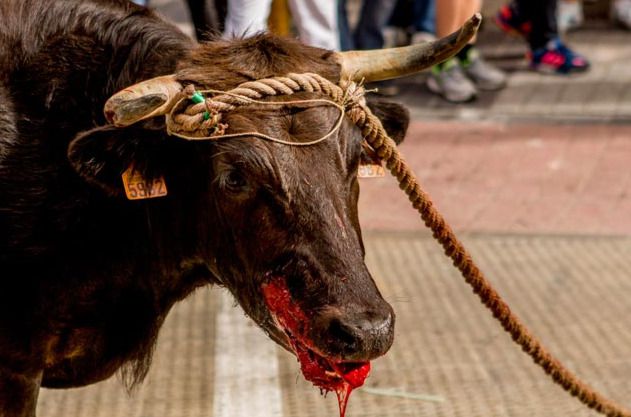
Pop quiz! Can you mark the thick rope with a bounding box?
[166,73,353,143]
[167,72,631,417]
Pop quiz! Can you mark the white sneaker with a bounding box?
[426,59,477,103]
[558,0,584,32]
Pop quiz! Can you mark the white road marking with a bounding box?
[212,290,284,417]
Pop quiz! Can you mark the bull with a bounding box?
[0,1,476,415]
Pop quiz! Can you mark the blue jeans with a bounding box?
[339,0,398,51]
[389,0,435,34]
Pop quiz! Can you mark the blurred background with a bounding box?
[38,1,631,417]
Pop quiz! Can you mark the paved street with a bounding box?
[39,235,631,417]
[37,2,631,417]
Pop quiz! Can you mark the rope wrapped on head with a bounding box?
[166,73,351,139]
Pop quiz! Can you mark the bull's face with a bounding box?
[203,100,407,383]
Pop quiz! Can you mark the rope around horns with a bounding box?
[167,72,631,417]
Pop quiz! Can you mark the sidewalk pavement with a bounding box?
[359,121,631,236]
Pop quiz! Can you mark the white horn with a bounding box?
[336,14,482,82]
[104,75,183,127]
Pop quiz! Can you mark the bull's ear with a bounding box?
[366,100,410,145]
[67,125,164,196]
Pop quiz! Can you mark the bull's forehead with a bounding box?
[216,104,362,192]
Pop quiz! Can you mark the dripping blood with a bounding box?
[262,277,371,417]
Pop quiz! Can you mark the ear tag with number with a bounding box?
[358,163,386,178]
[122,166,168,200]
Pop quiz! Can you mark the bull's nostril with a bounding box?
[327,318,359,348]
[311,306,395,361]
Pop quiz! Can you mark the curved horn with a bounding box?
[337,13,482,82]
[104,75,183,127]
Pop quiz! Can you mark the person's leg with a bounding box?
[514,0,557,50]
[435,0,464,37]
[612,0,631,29]
[454,0,506,91]
[412,0,436,34]
[186,0,224,40]
[558,0,584,33]
[514,0,589,73]
[338,0,355,51]
[389,0,413,29]
[427,0,477,102]
[288,0,339,50]
[223,0,272,39]
[353,0,398,50]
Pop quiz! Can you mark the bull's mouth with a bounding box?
[261,276,371,395]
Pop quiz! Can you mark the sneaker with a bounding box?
[612,0,631,29]
[495,3,531,38]
[461,48,507,91]
[558,0,584,32]
[529,38,590,74]
[426,59,477,103]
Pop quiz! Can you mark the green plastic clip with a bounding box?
[191,91,205,104]
[203,112,211,121]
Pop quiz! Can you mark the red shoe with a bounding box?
[528,38,591,74]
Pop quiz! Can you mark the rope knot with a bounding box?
[165,85,231,138]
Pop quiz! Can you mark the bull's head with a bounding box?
[67,16,480,393]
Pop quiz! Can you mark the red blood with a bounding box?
[262,277,371,417]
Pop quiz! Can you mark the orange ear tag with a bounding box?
[121,166,168,200]
[358,163,385,178]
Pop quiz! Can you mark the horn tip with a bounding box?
[470,13,482,27]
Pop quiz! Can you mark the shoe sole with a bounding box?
[475,80,508,91]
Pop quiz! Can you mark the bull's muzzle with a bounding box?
[310,304,395,362]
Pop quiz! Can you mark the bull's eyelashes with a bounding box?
[217,169,249,194]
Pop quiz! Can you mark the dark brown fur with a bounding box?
[0,1,409,416]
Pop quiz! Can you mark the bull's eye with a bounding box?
[224,170,247,191]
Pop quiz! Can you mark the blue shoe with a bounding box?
[529,38,590,74]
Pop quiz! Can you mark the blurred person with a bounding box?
[496,0,590,74]
[388,0,436,44]
[338,0,400,95]
[558,0,584,32]
[612,0,631,29]
[130,0,225,40]
[427,0,507,103]
[351,0,398,50]
[558,0,631,31]
[223,0,340,50]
